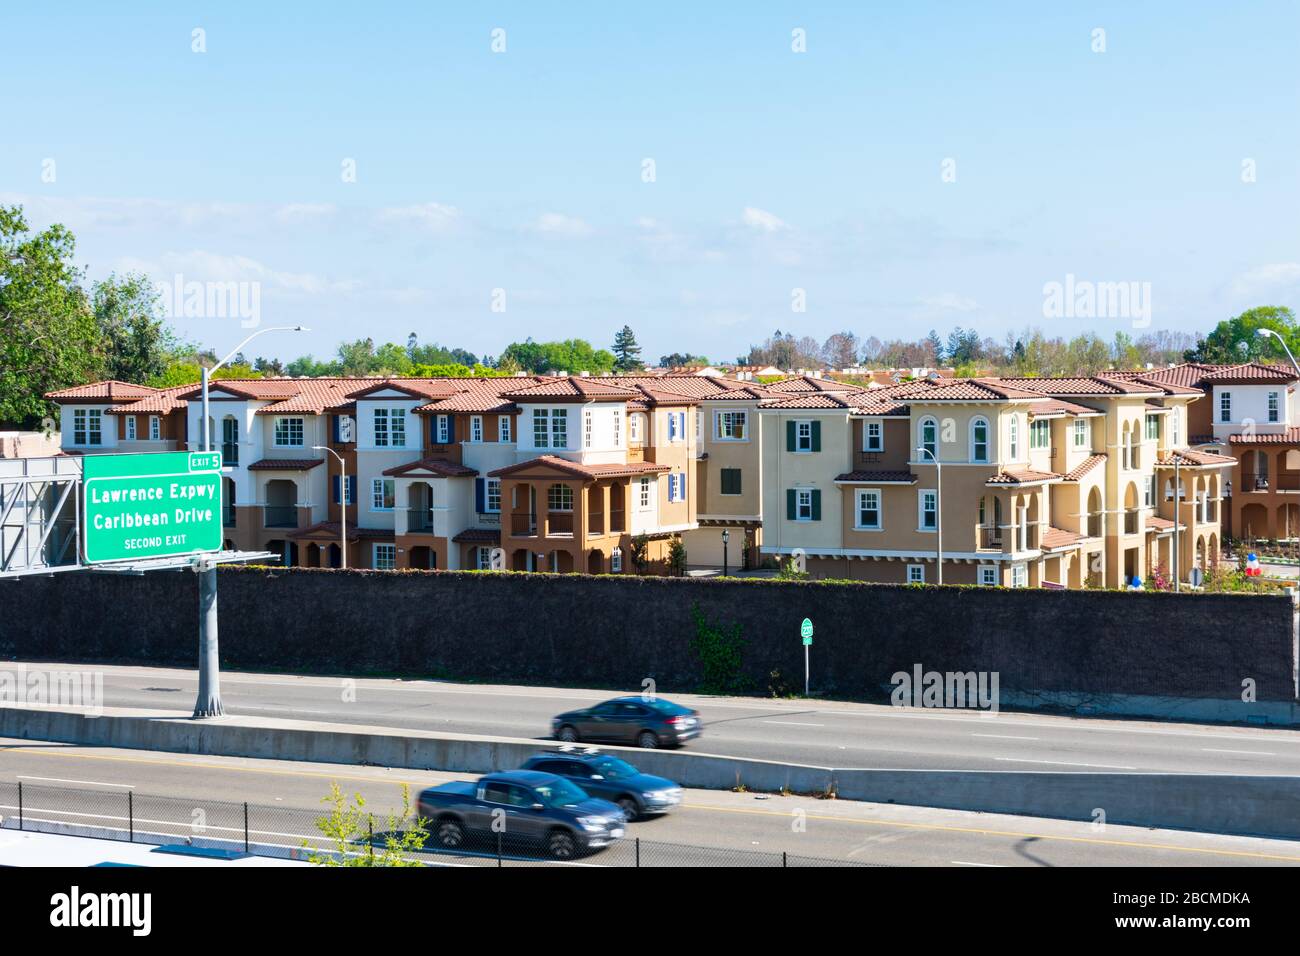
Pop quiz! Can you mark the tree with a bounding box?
[499,338,615,374]
[629,533,650,573]
[821,331,860,369]
[924,329,945,365]
[305,783,429,867]
[1184,306,1298,364]
[668,536,688,576]
[659,352,710,369]
[611,325,644,371]
[0,206,100,429]
[253,355,285,376]
[92,273,181,385]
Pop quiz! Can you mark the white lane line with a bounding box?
[994,757,1138,771]
[1202,748,1276,756]
[17,776,134,789]
[952,860,1004,867]
[761,720,825,728]
[971,734,1039,741]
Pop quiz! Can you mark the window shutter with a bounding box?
[475,478,486,513]
[347,476,356,504]
[811,489,822,521]
[786,420,796,451]
[786,488,796,520]
[332,475,340,504]
[811,420,821,452]
[332,415,341,443]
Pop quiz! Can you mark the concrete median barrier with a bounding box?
[2,704,1297,841]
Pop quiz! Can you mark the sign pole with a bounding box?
[195,365,224,718]
[800,618,813,697]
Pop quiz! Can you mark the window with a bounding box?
[390,410,406,446]
[613,410,621,447]
[149,416,161,441]
[274,417,304,447]
[551,409,567,448]
[499,415,512,443]
[1171,409,1180,446]
[72,408,103,446]
[486,478,501,513]
[435,415,451,445]
[1269,392,1280,423]
[533,409,549,447]
[971,418,988,463]
[476,547,493,570]
[371,478,395,511]
[856,489,881,529]
[907,564,925,584]
[584,409,593,448]
[795,489,814,521]
[639,477,651,508]
[919,417,937,460]
[470,415,483,443]
[978,566,998,587]
[373,408,406,447]
[667,411,686,442]
[1073,418,1090,448]
[667,472,686,502]
[222,417,239,465]
[795,420,813,452]
[1008,416,1020,459]
[125,416,137,441]
[720,468,742,495]
[373,543,396,570]
[1144,475,1154,508]
[1029,418,1050,450]
[695,410,702,441]
[864,420,883,452]
[332,475,356,504]
[919,489,937,530]
[1145,414,1159,441]
[611,547,622,572]
[630,414,644,443]
[1011,564,1028,588]
[1219,391,1232,423]
[717,411,747,440]
[547,483,573,512]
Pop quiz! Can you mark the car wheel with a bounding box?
[436,818,464,848]
[637,730,659,749]
[616,796,639,821]
[548,829,578,859]
[557,725,579,743]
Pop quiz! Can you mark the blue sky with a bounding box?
[2,1,1297,364]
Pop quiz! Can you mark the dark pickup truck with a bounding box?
[417,770,627,859]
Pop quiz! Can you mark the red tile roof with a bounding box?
[452,528,501,544]
[833,470,917,484]
[1146,515,1176,531]
[1155,449,1235,467]
[45,380,158,401]
[1040,526,1085,550]
[765,376,862,394]
[381,458,478,478]
[288,522,392,541]
[246,458,325,471]
[488,455,670,480]
[1228,427,1300,445]
[1028,398,1102,417]
[1001,376,1164,396]
[1199,362,1298,384]
[501,378,641,401]
[1060,454,1107,481]
[899,379,1045,402]
[985,467,1061,485]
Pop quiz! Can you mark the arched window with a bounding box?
[970,417,989,463]
[919,417,938,460]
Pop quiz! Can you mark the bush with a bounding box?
[689,603,750,694]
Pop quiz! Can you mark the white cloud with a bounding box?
[530,212,594,238]
[375,202,461,232]
[118,250,361,297]
[741,206,787,233]
[1233,262,1300,296]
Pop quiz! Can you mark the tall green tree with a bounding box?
[611,325,644,371]
[1184,306,1298,364]
[0,206,100,429]
[92,272,181,384]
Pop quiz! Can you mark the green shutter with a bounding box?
[811,420,821,452]
[786,420,796,452]
[786,488,796,520]
[811,489,822,521]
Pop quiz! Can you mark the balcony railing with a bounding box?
[1243,472,1300,491]
[511,513,538,536]
[409,510,434,533]
[264,506,298,528]
[547,512,574,536]
[977,527,1002,550]
[1087,515,1102,538]
[587,513,604,536]
[609,510,625,534]
[1123,511,1138,535]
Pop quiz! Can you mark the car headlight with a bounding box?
[577,816,607,830]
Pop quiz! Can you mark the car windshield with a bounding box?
[532,778,589,808]
[642,698,691,716]
[591,757,637,779]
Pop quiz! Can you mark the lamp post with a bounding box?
[721,528,730,577]
[312,445,347,569]
[916,446,942,584]
[1257,327,1300,378]
[194,325,308,718]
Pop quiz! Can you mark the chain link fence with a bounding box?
[0,781,880,867]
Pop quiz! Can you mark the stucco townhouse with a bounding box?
[759,373,1233,588]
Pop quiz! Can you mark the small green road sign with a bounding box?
[82,451,223,564]
[800,618,813,642]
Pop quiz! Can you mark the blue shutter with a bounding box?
[475,478,486,513]
[332,475,340,504]
[332,415,341,442]
[347,476,356,505]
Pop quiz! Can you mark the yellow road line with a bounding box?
[4,744,1299,863]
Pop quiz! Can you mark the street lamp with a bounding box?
[1257,328,1300,378]
[194,325,308,718]
[721,528,730,577]
[915,445,942,584]
[312,445,347,569]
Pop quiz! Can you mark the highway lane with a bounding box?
[7,660,1300,775]
[2,739,1298,867]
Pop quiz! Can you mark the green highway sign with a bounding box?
[82,451,223,564]
[800,618,813,643]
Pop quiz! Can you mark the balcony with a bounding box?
[1243,472,1300,492]
[977,527,1003,550]
[264,506,298,529]
[609,509,625,534]
[1123,511,1138,535]
[547,512,574,536]
[511,513,538,537]
[587,511,604,536]
[221,442,239,467]
[1087,515,1102,538]
[409,510,435,534]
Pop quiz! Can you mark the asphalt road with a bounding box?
[8,660,1299,775]
[2,739,1298,867]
